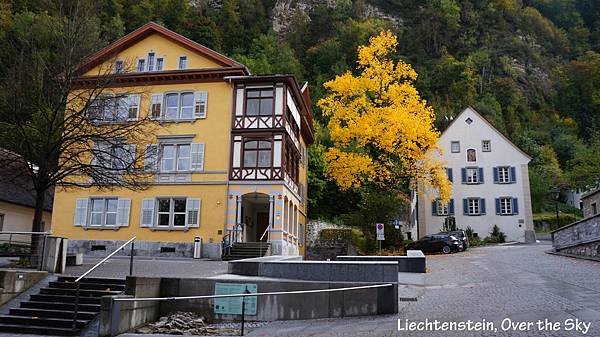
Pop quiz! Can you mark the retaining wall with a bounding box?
[552,213,600,259]
[336,250,426,273]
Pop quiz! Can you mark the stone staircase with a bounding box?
[0,276,125,336]
[222,242,270,261]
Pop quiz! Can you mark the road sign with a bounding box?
[376,223,385,241]
[214,283,257,315]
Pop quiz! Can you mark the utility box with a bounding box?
[193,236,202,259]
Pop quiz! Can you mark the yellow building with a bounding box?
[51,23,313,259]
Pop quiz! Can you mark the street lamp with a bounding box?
[551,187,560,229]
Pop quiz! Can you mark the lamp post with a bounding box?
[551,187,560,229]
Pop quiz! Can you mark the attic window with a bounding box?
[465,117,473,125]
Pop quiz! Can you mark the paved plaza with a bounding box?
[245,242,600,337]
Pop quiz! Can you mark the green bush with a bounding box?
[318,228,367,252]
[485,225,506,244]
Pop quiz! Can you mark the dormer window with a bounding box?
[467,149,476,162]
[179,56,187,70]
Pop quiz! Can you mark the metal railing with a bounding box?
[71,237,136,329]
[259,224,270,242]
[110,283,394,336]
[0,231,50,270]
[222,223,244,256]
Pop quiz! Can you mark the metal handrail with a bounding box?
[72,236,136,329]
[259,224,270,242]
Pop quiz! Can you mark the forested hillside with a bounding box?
[2,0,600,221]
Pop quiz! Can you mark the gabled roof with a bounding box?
[76,22,246,75]
[442,106,532,160]
[0,149,53,211]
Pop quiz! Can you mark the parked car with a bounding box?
[406,234,463,254]
[438,230,469,251]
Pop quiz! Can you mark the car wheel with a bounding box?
[442,245,451,254]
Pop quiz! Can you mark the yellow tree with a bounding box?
[318,31,451,201]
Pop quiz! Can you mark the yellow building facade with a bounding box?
[51,23,313,259]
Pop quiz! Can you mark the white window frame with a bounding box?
[115,60,124,73]
[468,198,480,215]
[498,166,510,184]
[436,200,449,216]
[162,91,195,120]
[482,140,491,152]
[451,141,460,153]
[159,144,191,172]
[88,94,139,123]
[89,197,118,226]
[178,56,187,70]
[500,197,513,215]
[156,57,164,71]
[147,52,155,71]
[466,168,479,184]
[137,59,145,72]
[156,197,188,228]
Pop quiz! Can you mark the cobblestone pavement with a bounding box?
[63,256,228,278]
[246,242,600,337]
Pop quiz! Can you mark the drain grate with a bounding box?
[399,297,418,302]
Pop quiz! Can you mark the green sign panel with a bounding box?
[213,283,258,315]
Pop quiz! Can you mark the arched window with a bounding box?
[467,149,477,162]
[243,140,272,168]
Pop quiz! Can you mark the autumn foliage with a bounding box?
[318,31,451,201]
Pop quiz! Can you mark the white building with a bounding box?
[416,107,536,243]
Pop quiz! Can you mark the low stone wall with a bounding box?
[552,213,600,259]
[0,269,47,305]
[337,250,426,273]
[306,221,349,248]
[305,240,358,260]
[68,239,221,260]
[99,275,398,337]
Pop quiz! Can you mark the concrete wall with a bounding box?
[67,239,221,260]
[0,269,47,305]
[552,213,600,259]
[337,251,426,273]
[99,275,398,336]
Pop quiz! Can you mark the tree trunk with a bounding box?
[29,189,47,268]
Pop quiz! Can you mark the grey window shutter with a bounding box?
[140,198,155,227]
[144,144,158,172]
[510,166,517,183]
[194,91,208,119]
[449,199,455,215]
[461,168,467,184]
[463,199,468,215]
[495,198,501,215]
[478,167,484,184]
[431,201,437,216]
[186,198,201,227]
[493,167,499,184]
[74,198,89,226]
[117,198,131,226]
[191,143,205,171]
[447,168,453,182]
[480,198,486,214]
[512,198,519,214]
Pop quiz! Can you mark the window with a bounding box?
[93,142,135,172]
[88,95,140,122]
[137,59,145,72]
[156,58,164,71]
[437,200,449,216]
[155,91,207,120]
[592,203,598,215]
[245,89,274,116]
[466,168,479,184]
[467,149,477,162]
[0,214,4,231]
[482,140,491,152]
[160,144,191,172]
[499,197,512,215]
[451,141,460,153]
[468,198,480,215]
[90,198,118,226]
[178,56,187,70]
[115,60,124,73]
[146,197,200,228]
[147,52,155,71]
[498,167,510,183]
[243,140,272,168]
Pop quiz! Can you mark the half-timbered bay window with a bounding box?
[285,142,300,183]
[246,89,273,116]
[243,140,272,168]
[73,197,131,227]
[150,91,208,120]
[88,95,140,122]
[140,197,200,229]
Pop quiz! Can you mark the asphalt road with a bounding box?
[246,242,600,337]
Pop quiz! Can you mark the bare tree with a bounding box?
[0,1,154,263]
